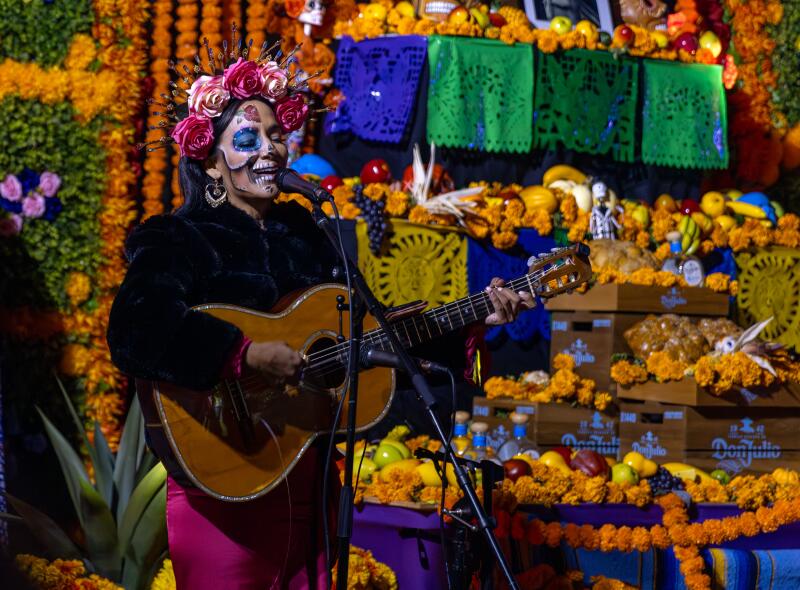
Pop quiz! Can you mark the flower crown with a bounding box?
[141,27,321,161]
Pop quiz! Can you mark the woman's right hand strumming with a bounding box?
[245,341,305,382]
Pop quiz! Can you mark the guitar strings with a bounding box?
[234,259,579,388]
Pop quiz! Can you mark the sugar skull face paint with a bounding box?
[213,100,288,201]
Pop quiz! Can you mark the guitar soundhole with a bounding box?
[304,336,347,390]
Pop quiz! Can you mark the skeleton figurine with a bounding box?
[714,317,784,376]
[589,181,620,240]
[298,0,325,36]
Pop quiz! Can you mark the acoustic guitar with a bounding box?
[137,243,591,501]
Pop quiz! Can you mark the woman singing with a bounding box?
[107,38,532,590]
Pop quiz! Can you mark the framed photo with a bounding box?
[522,0,615,32]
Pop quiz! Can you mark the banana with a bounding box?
[686,236,700,255]
[662,462,715,484]
[678,215,699,251]
[571,184,593,212]
[543,164,587,187]
[547,179,577,193]
[727,200,767,219]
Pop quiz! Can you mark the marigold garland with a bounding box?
[331,545,399,590]
[15,554,123,590]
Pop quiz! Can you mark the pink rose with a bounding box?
[171,114,215,160]
[0,214,22,237]
[188,75,230,118]
[275,94,309,133]
[261,67,289,102]
[223,58,263,99]
[38,171,61,198]
[22,194,45,218]
[0,174,22,202]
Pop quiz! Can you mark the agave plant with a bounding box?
[2,380,167,590]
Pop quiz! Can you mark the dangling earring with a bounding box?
[205,178,227,208]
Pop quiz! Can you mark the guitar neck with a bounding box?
[362,273,537,351]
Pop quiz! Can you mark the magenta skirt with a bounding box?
[166,449,332,590]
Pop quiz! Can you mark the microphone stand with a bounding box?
[305,198,520,590]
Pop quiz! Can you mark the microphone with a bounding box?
[359,347,451,377]
[275,168,333,206]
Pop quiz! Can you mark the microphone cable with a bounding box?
[439,367,457,590]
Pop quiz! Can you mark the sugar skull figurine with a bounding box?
[415,0,462,22]
[619,0,667,30]
[298,0,326,36]
[589,181,620,240]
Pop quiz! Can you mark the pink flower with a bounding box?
[188,75,230,118]
[275,94,309,133]
[223,58,263,99]
[38,171,61,198]
[0,174,22,202]
[171,114,215,160]
[0,214,22,236]
[261,67,289,102]
[22,194,46,218]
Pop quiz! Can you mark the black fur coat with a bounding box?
[107,201,338,391]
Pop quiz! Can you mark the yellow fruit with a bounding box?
[395,1,415,18]
[380,438,411,459]
[700,191,726,218]
[539,451,572,475]
[575,20,598,42]
[652,31,669,48]
[604,456,618,468]
[571,184,594,212]
[379,458,420,481]
[622,451,647,475]
[520,185,558,214]
[655,194,678,213]
[363,2,388,21]
[632,205,650,228]
[417,460,445,486]
[691,211,713,236]
[714,215,737,232]
[727,200,767,219]
[772,468,800,485]
[726,189,743,200]
[641,459,658,478]
[543,164,587,186]
[662,462,714,484]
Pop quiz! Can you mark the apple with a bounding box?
[539,451,571,475]
[710,469,730,485]
[321,175,343,193]
[698,30,722,58]
[503,459,533,482]
[714,214,737,232]
[470,7,490,28]
[358,458,378,481]
[373,443,405,468]
[615,25,634,46]
[611,463,640,485]
[680,199,701,215]
[570,449,610,479]
[489,12,507,27]
[675,32,698,54]
[380,438,411,459]
[550,16,572,35]
[360,159,392,184]
[575,20,598,42]
[448,5,471,24]
[655,193,678,213]
[700,191,726,218]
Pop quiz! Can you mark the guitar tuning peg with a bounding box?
[550,247,561,253]
[527,255,538,266]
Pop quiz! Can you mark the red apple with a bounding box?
[550,446,573,464]
[503,459,533,482]
[570,449,610,479]
[675,32,698,54]
[680,199,701,215]
[321,175,343,193]
[489,12,507,27]
[360,159,392,184]
[615,25,634,45]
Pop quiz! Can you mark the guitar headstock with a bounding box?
[526,243,592,299]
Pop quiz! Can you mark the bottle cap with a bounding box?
[470,421,489,434]
[510,412,529,425]
[454,410,470,424]
[666,231,682,243]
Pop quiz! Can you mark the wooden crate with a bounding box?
[545,283,729,316]
[618,378,800,408]
[619,401,800,475]
[550,311,646,392]
[472,397,619,458]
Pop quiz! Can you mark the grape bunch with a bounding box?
[354,185,388,255]
[648,467,685,495]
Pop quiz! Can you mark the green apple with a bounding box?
[611,463,640,485]
[374,443,405,468]
[710,469,730,485]
[550,16,572,35]
[380,438,411,459]
[358,458,378,481]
